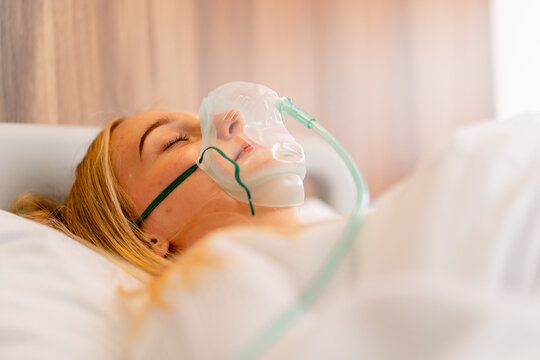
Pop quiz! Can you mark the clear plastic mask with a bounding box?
[198,82,306,207]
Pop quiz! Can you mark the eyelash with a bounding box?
[163,134,190,150]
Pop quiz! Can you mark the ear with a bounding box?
[149,237,171,257]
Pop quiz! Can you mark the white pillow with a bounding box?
[0,210,141,360]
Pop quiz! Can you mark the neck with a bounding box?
[171,205,302,252]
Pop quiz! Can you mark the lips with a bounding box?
[234,148,245,161]
[233,135,256,162]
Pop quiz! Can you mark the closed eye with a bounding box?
[163,134,190,151]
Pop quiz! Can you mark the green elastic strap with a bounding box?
[135,163,198,225]
[199,146,255,216]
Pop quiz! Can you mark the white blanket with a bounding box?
[127,114,540,360]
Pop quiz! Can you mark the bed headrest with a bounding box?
[0,123,100,210]
[0,123,355,214]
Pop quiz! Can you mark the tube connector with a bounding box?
[277,97,316,128]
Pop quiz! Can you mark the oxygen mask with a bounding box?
[198,82,306,208]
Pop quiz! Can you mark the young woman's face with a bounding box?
[110,111,259,256]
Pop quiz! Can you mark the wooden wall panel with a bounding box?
[249,0,317,136]
[311,0,417,196]
[195,0,255,93]
[0,0,42,123]
[408,0,493,152]
[0,0,493,197]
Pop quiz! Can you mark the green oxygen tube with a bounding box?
[230,97,370,360]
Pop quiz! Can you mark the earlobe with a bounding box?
[149,237,170,257]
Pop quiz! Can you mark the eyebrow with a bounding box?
[139,117,171,157]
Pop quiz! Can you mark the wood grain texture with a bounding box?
[0,0,493,197]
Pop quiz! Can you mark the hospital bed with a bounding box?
[2,116,540,359]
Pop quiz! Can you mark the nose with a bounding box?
[214,109,244,140]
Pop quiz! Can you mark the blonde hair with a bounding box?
[10,119,171,276]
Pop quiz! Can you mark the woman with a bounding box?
[10,111,303,276]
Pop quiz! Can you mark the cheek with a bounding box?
[129,172,179,216]
[140,171,224,236]
[133,148,200,213]
[169,171,228,210]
